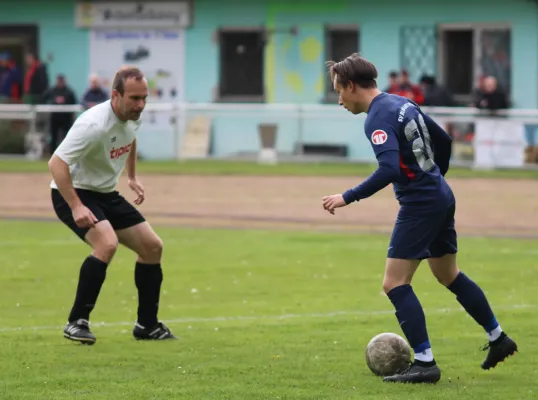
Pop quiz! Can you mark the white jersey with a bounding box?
[50,100,141,193]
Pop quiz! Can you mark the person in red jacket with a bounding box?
[383,71,400,94]
[396,69,425,105]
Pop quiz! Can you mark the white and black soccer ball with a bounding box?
[365,332,412,376]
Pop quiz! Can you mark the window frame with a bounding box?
[437,22,511,104]
[323,24,360,103]
[216,26,266,103]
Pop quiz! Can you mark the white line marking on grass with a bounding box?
[0,303,534,334]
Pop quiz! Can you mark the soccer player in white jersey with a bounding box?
[48,66,175,344]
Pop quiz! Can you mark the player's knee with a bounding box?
[93,237,119,262]
[428,255,460,287]
[138,235,163,263]
[383,259,418,294]
[434,269,459,287]
[382,279,406,294]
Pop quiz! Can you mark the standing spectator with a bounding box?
[0,52,21,103]
[42,74,77,154]
[396,69,424,105]
[23,51,49,105]
[82,73,109,109]
[383,71,400,94]
[419,75,454,107]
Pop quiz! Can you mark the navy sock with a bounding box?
[135,262,163,328]
[387,284,432,357]
[447,272,499,333]
[68,255,108,323]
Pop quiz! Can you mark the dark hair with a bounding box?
[326,53,378,89]
[419,75,435,85]
[112,66,145,95]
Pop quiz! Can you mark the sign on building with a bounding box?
[76,2,191,29]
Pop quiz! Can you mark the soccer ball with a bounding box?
[365,332,412,376]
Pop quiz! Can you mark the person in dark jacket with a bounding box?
[82,74,109,109]
[42,74,77,153]
[471,76,509,111]
[419,75,455,107]
[23,52,49,104]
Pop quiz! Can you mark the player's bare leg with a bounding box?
[429,254,517,369]
[64,221,118,345]
[382,258,441,384]
[116,222,176,340]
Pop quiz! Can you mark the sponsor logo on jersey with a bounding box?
[371,130,388,145]
[110,144,132,159]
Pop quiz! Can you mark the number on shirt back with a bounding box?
[404,114,435,172]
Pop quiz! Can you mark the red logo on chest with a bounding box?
[110,144,132,160]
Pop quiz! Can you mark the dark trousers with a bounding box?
[50,115,72,153]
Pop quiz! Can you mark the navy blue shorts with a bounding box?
[387,202,458,260]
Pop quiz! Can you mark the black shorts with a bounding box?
[51,188,146,241]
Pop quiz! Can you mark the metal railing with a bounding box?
[0,102,537,169]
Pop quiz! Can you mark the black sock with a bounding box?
[135,262,163,328]
[68,255,108,323]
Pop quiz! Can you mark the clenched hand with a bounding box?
[322,194,347,215]
[72,204,98,228]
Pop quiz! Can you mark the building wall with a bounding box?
[0,0,536,160]
[187,0,537,107]
[184,0,538,160]
[0,0,89,100]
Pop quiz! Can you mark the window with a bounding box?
[218,28,264,102]
[438,24,511,102]
[324,25,359,101]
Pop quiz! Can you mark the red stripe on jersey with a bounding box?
[399,155,415,180]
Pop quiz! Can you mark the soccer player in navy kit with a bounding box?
[322,54,517,384]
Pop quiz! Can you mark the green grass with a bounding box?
[0,158,537,179]
[0,220,537,399]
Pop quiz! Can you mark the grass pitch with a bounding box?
[0,220,536,399]
[0,158,537,179]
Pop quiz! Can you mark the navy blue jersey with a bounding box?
[342,93,454,210]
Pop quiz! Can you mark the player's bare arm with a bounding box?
[48,155,98,228]
[125,139,145,205]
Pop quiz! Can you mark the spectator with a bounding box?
[419,75,455,107]
[383,71,400,94]
[471,76,509,110]
[82,73,109,109]
[0,52,22,103]
[396,69,425,105]
[42,74,77,154]
[23,51,49,105]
